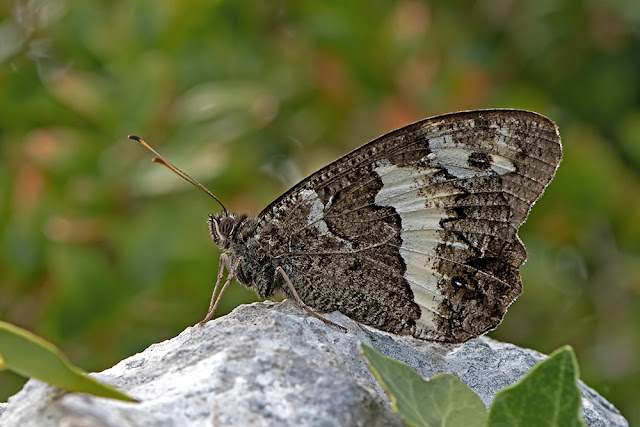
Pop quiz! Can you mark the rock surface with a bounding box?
[0,301,628,426]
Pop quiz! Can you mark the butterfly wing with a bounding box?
[254,109,561,343]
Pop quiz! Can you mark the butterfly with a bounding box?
[131,109,562,343]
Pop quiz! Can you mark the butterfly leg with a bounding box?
[199,253,237,325]
[274,266,347,333]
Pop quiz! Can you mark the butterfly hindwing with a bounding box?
[253,109,561,342]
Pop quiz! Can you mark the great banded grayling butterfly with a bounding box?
[131,109,561,343]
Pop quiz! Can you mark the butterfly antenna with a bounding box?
[128,135,228,213]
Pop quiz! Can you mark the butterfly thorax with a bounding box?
[208,212,279,298]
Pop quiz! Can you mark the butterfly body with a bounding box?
[205,109,562,343]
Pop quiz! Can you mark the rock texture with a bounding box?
[0,301,628,426]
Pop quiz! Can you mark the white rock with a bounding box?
[0,301,628,426]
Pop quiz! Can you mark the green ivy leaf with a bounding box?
[0,321,137,402]
[362,344,487,427]
[487,346,585,427]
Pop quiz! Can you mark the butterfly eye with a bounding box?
[218,216,235,238]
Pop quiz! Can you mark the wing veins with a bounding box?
[276,233,396,259]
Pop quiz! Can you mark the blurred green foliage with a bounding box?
[1,0,638,423]
[0,321,136,402]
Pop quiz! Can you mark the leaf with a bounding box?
[0,321,137,402]
[362,344,487,427]
[487,346,585,427]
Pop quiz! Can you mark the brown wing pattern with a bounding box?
[255,109,561,342]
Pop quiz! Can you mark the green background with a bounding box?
[1,0,639,423]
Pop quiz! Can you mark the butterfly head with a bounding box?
[208,212,244,249]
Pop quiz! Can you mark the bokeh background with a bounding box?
[1,0,639,422]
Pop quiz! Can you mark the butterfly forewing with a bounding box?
[254,109,561,343]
